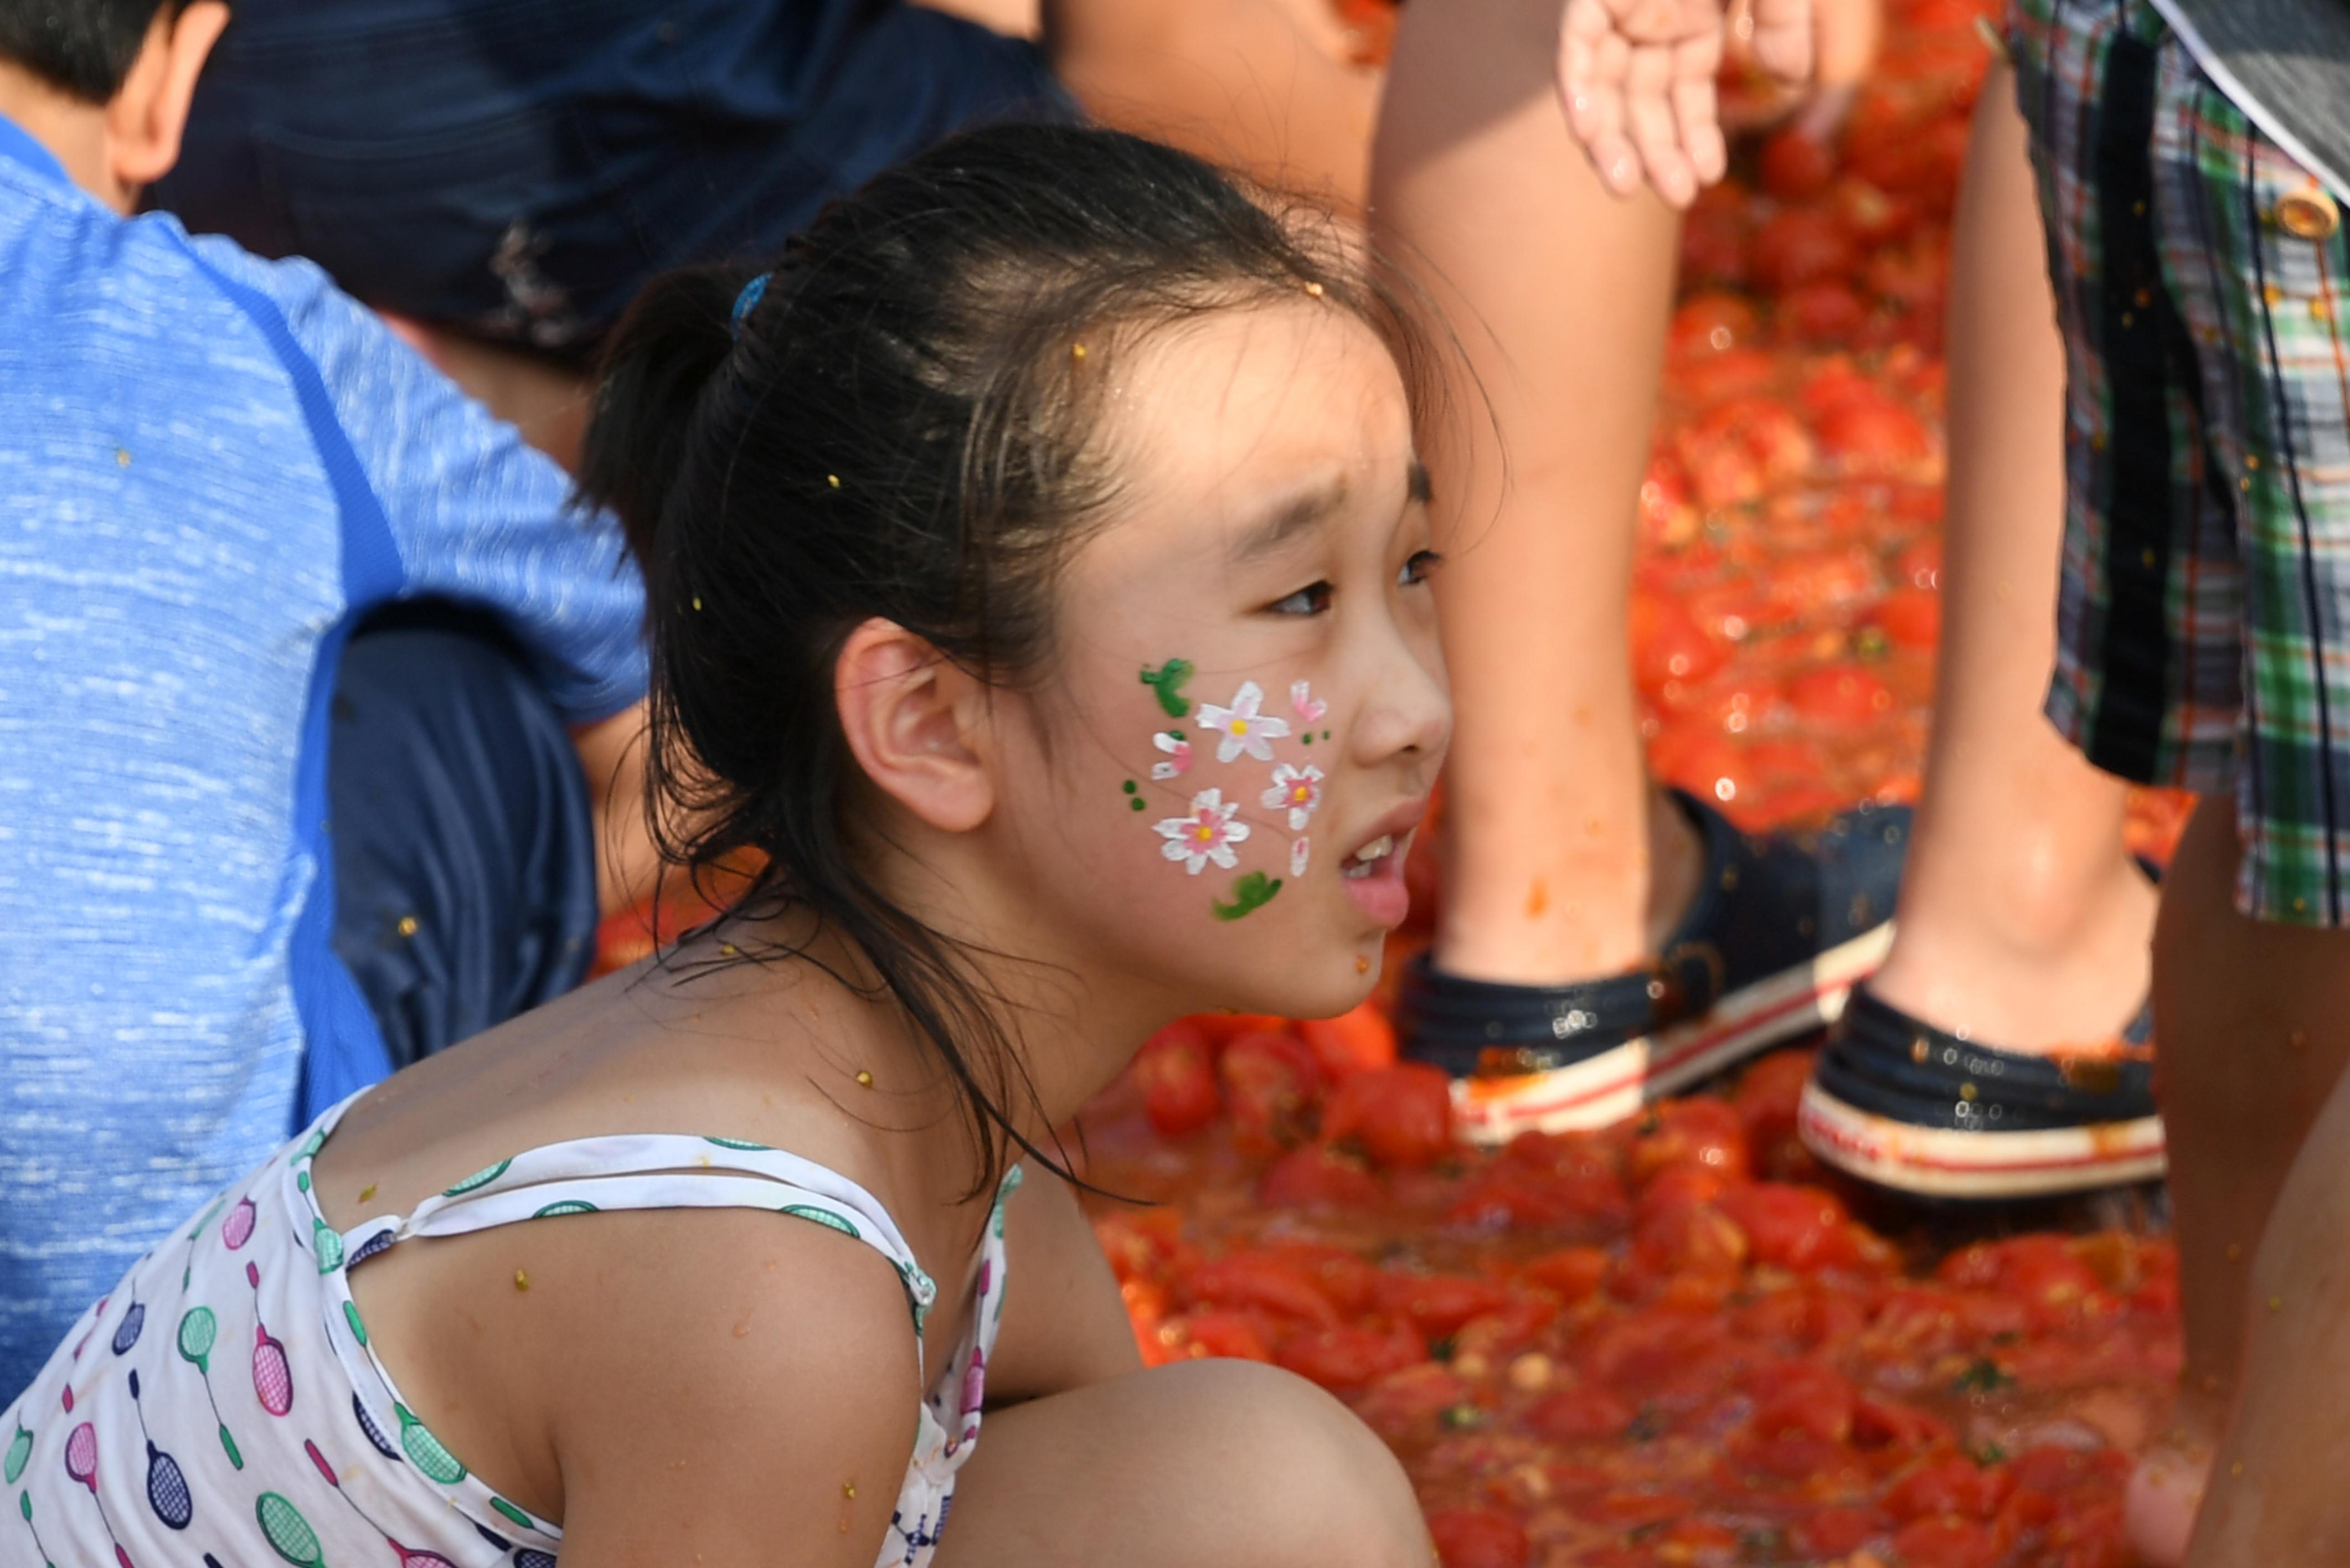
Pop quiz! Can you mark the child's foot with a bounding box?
[2124,1433,2213,1568]
[1398,789,1908,1141]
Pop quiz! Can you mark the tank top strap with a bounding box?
[327,1131,942,1340]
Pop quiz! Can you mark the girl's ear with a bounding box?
[834,618,996,833]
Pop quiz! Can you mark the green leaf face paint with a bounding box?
[1212,871,1283,921]
[1139,658,1194,719]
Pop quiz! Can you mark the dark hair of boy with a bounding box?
[0,0,202,102]
[581,122,1450,1196]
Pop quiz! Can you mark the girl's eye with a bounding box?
[1269,581,1334,616]
[1399,549,1444,587]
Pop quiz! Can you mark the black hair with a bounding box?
[579,122,1446,1194]
[0,0,199,103]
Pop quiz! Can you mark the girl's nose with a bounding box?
[1349,637,1452,772]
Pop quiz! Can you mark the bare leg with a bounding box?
[936,1360,1429,1567]
[1368,0,1699,986]
[1045,0,1382,210]
[1864,65,2155,1051]
[2156,796,2350,1564]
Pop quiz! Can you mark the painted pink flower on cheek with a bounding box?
[1151,731,1191,780]
[1153,789,1250,874]
[1291,680,1328,725]
[1195,680,1290,763]
[1260,763,1323,832]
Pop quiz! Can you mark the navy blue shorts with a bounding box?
[153,0,1073,353]
[319,604,600,1100]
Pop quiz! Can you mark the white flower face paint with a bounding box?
[1151,730,1192,781]
[1290,836,1311,878]
[1290,679,1328,725]
[1154,788,1251,875]
[1260,762,1325,832]
[1195,679,1290,764]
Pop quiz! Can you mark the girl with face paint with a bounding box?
[2,124,1447,1568]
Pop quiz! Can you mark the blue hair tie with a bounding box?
[729,272,772,339]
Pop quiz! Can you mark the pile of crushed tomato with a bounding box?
[1072,2,2189,1564]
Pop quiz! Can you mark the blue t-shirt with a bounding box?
[0,115,647,1397]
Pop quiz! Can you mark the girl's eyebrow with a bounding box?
[1229,476,1348,564]
[1229,459,1425,565]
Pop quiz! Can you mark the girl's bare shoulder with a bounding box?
[312,950,896,1231]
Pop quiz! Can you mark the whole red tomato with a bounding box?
[1873,585,1942,649]
[1131,1020,1219,1137]
[1296,1002,1399,1079]
[1669,291,1761,360]
[1759,128,1839,201]
[1321,1063,1455,1168]
[1218,1029,1323,1153]
[1626,1099,1753,1185]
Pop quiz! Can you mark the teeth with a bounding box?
[1342,835,1394,878]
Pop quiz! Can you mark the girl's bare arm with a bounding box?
[982,1167,1146,1405]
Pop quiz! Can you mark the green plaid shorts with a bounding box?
[2012,0,2350,925]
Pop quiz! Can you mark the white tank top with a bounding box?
[3,1090,1023,1568]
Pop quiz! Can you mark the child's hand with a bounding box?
[1556,0,1816,207]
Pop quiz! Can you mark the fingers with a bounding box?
[1558,0,1735,206]
[1749,0,1816,84]
[1625,44,1697,207]
[1671,52,1728,189]
[1559,0,1645,195]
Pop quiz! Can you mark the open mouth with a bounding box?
[1340,834,1395,879]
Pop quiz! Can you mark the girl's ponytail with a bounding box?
[578,265,755,570]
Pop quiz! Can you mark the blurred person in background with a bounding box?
[154,0,1383,470]
[0,0,648,1399]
